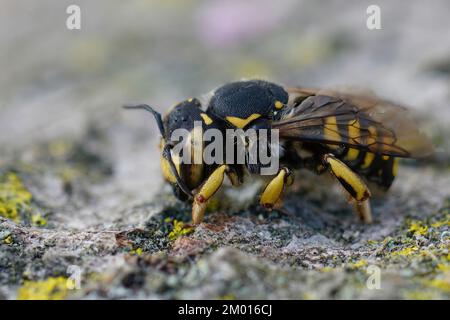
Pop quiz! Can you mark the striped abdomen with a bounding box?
[322,116,399,189]
[337,147,398,189]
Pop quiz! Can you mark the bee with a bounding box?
[124,80,433,224]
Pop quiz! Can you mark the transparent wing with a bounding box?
[273,87,433,158]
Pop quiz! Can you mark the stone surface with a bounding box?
[0,0,449,300]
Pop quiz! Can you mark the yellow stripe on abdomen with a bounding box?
[345,148,360,161]
[360,125,377,169]
[324,116,342,150]
[344,119,361,161]
[361,152,375,169]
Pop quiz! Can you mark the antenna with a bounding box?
[123,104,165,136]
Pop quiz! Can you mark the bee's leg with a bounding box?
[354,199,372,223]
[192,165,229,225]
[260,167,294,209]
[322,154,372,223]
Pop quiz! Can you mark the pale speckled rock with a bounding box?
[1,0,449,300]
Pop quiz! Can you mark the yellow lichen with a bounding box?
[49,139,73,158]
[168,219,194,241]
[431,220,450,228]
[302,292,317,300]
[350,259,368,269]
[391,246,419,257]
[405,291,438,300]
[31,213,47,227]
[408,221,428,236]
[0,173,32,222]
[437,263,450,273]
[425,278,450,292]
[164,217,172,223]
[130,247,143,256]
[65,278,78,291]
[3,235,12,245]
[219,293,236,300]
[17,277,72,300]
[59,167,78,183]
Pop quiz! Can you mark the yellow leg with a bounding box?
[260,167,293,209]
[192,165,228,224]
[323,154,372,223]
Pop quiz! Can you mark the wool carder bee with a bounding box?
[124,80,432,224]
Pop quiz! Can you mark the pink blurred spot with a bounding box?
[196,0,291,48]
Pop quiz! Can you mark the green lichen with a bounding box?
[17,277,75,300]
[0,173,32,222]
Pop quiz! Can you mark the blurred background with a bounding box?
[1,0,450,228]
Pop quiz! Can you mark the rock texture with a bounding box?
[0,0,449,299]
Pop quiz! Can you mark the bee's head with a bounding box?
[124,98,209,200]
